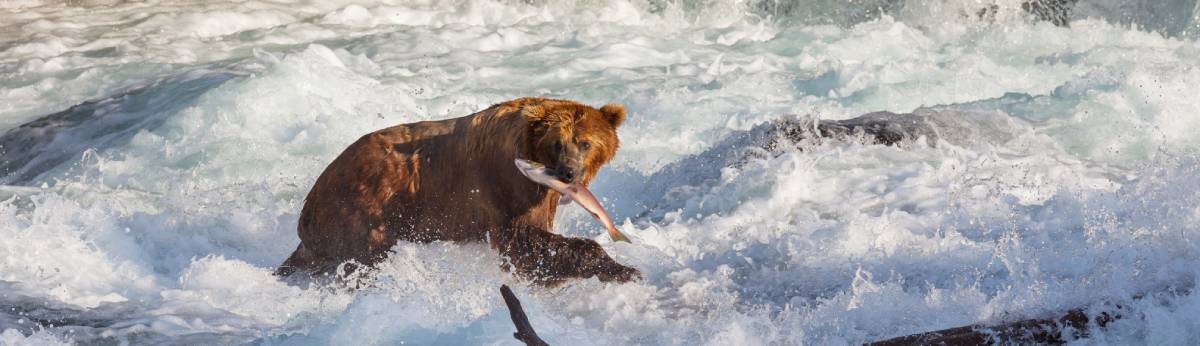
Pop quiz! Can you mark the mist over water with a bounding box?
[3,0,1200,344]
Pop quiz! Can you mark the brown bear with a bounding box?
[276,97,640,285]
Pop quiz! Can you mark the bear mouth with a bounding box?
[514,159,631,243]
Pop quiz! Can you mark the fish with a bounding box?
[514,159,632,243]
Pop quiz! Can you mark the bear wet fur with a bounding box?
[277,97,640,285]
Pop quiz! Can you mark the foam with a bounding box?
[0,329,71,346]
[0,194,159,308]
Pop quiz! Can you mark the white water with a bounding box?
[2,0,1200,344]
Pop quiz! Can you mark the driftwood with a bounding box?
[500,285,550,346]
[868,308,1119,345]
[495,283,1119,345]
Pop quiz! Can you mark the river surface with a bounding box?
[2,0,1200,344]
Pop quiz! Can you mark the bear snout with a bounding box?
[553,165,583,183]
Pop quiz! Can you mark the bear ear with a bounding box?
[599,103,626,128]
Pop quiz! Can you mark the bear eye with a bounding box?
[554,141,563,152]
[579,141,591,151]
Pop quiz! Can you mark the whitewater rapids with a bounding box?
[3,0,1200,344]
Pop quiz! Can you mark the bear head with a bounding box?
[520,101,626,185]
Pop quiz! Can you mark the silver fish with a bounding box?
[514,159,631,243]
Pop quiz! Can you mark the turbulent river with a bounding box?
[3,0,1200,344]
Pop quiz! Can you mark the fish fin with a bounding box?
[610,230,632,243]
